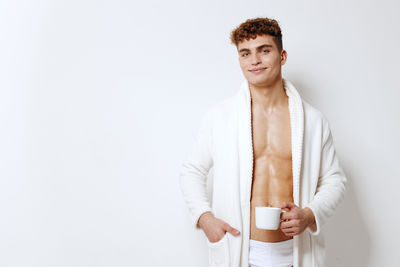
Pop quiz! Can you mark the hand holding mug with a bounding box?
[279,202,317,236]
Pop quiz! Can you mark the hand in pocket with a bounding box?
[198,212,241,243]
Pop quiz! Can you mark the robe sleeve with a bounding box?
[179,110,214,230]
[304,116,347,236]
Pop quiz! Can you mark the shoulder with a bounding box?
[302,99,332,139]
[302,99,329,125]
[204,94,237,120]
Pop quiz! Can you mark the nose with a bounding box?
[250,53,261,65]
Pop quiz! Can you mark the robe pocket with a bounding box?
[206,233,230,267]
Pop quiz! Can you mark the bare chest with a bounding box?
[251,106,292,160]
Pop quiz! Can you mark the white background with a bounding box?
[1,0,399,266]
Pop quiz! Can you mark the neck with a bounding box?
[248,77,287,109]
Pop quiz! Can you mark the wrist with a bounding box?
[198,211,213,228]
[303,207,316,229]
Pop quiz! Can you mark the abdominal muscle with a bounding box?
[249,156,294,242]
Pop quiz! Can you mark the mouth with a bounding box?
[249,67,267,74]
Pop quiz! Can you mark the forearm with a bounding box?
[305,170,346,236]
[180,172,212,229]
[180,110,214,229]
[305,118,347,235]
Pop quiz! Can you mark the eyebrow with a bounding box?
[238,44,273,53]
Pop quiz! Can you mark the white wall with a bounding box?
[1,0,399,266]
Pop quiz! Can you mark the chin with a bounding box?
[246,76,269,86]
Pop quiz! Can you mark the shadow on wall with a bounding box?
[325,163,371,267]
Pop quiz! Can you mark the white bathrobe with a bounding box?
[179,78,347,267]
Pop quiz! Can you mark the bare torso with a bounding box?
[249,90,293,242]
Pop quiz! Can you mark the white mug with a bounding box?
[255,206,286,230]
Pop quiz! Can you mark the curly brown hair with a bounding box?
[230,17,283,52]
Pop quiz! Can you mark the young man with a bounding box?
[179,17,347,267]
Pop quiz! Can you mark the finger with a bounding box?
[282,230,295,235]
[281,211,300,221]
[280,202,296,209]
[281,228,296,236]
[279,202,288,209]
[279,202,295,209]
[283,231,295,237]
[283,227,299,234]
[281,225,299,233]
[286,202,297,209]
[280,220,298,229]
[284,225,301,235]
[225,223,240,236]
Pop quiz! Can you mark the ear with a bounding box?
[280,50,287,66]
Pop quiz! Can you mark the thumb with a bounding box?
[280,202,296,210]
[225,223,240,236]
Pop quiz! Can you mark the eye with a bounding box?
[241,53,249,57]
[262,49,270,53]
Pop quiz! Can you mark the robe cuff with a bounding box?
[304,204,321,236]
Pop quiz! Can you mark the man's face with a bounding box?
[237,34,287,87]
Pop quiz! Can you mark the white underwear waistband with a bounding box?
[249,239,293,267]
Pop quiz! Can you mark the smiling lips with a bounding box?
[250,67,267,74]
